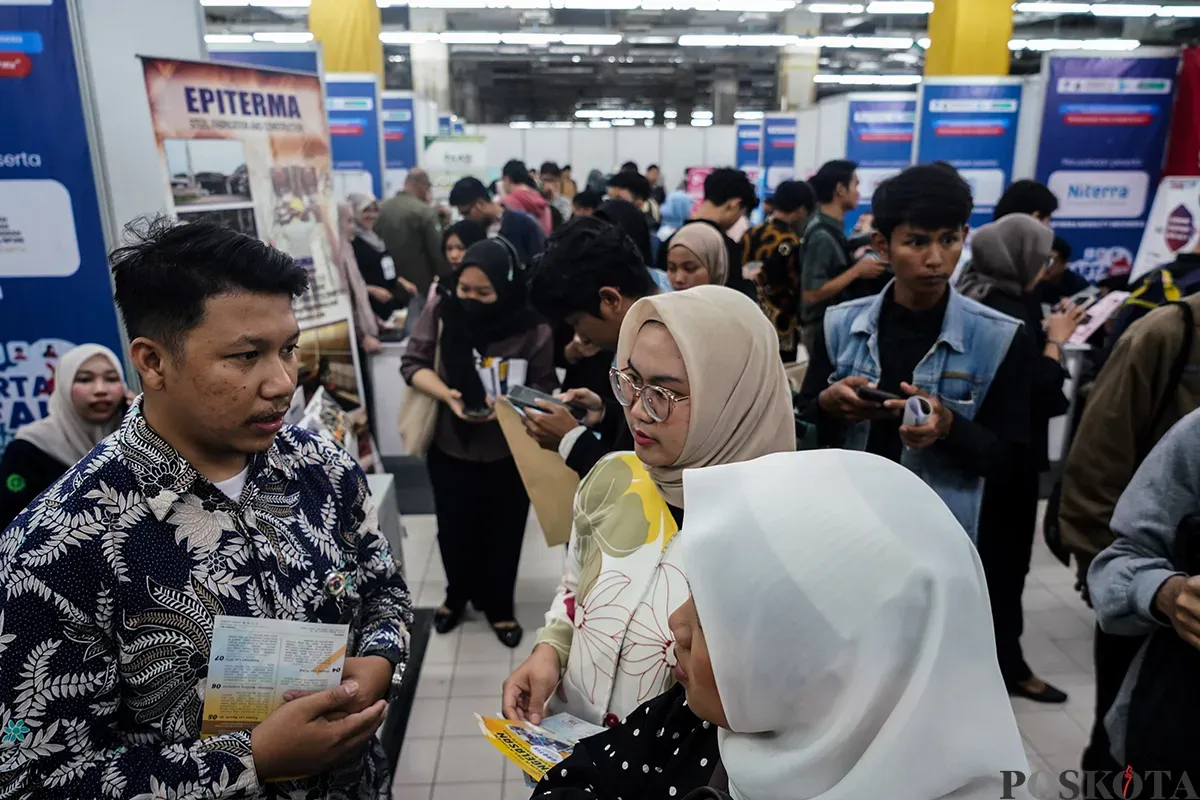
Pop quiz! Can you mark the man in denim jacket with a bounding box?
[797,165,1032,542]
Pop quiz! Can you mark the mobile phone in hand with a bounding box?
[855,386,904,405]
[508,385,588,422]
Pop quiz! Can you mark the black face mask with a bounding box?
[458,297,503,325]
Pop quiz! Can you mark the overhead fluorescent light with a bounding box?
[692,109,714,118]
[409,0,493,7]
[1012,1,1090,11]
[664,109,678,118]
[510,121,534,128]
[1009,37,1141,50]
[252,31,314,43]
[678,34,740,46]
[917,36,931,47]
[814,73,922,84]
[1081,37,1142,50]
[1159,4,1200,13]
[575,108,655,118]
[1089,2,1158,14]
[200,0,250,5]
[628,35,677,44]
[807,2,866,10]
[500,32,560,44]
[810,35,856,47]
[205,33,255,44]
[691,118,714,127]
[250,0,310,6]
[715,0,797,10]
[612,118,637,126]
[441,31,503,43]
[665,121,678,129]
[865,0,933,11]
[560,33,623,45]
[552,0,640,8]
[734,110,766,119]
[589,120,613,128]
[379,31,441,43]
[853,35,914,48]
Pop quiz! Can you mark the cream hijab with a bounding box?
[682,450,1030,800]
[615,284,794,506]
[669,222,730,287]
[16,345,126,467]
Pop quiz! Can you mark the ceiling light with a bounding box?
[691,118,714,127]
[813,73,922,84]
[807,2,866,10]
[664,109,678,118]
[678,34,740,46]
[1089,2,1158,14]
[1009,37,1140,50]
[1012,2,1090,11]
[200,0,250,5]
[589,120,613,128]
[865,1,933,11]
[560,33,623,45]
[644,119,654,127]
[1081,37,1142,50]
[409,0,493,7]
[379,31,440,43]
[692,109,714,118]
[810,35,856,46]
[612,118,636,126]
[715,0,797,10]
[510,121,534,128]
[500,32,560,44]
[917,36,931,47]
[249,0,309,6]
[628,35,677,44]
[441,31,503,43]
[734,110,766,119]
[552,0,640,7]
[608,55,617,62]
[665,121,678,129]
[572,54,582,61]
[1156,3,1200,13]
[853,35,915,48]
[205,33,254,44]
[575,108,655,118]
[252,31,314,43]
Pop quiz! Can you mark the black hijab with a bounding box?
[595,198,654,266]
[439,236,543,410]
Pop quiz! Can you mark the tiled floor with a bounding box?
[391,503,1100,800]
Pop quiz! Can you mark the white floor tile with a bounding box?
[458,631,518,664]
[451,661,514,698]
[392,785,433,800]
[1017,709,1088,757]
[1022,633,1081,675]
[406,697,450,739]
[416,662,455,699]
[434,736,507,784]
[1054,638,1096,674]
[425,628,463,666]
[1021,586,1060,612]
[393,737,442,786]
[432,783,503,800]
[445,696,502,737]
[503,781,533,800]
[1026,608,1094,641]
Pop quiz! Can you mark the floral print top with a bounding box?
[537,452,688,726]
[0,400,411,799]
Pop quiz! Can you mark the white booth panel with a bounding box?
[815,96,851,170]
[795,107,821,178]
[525,129,571,172]
[1014,74,1046,181]
[658,127,706,189]
[569,128,617,181]
[614,128,662,177]
[478,124,525,177]
[704,125,737,168]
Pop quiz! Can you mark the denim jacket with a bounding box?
[822,282,1022,540]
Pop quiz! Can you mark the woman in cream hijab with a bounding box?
[536,450,1030,800]
[666,221,730,291]
[503,285,794,726]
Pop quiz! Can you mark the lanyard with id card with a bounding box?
[380,255,396,281]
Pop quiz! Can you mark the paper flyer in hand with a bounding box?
[476,713,605,781]
[201,615,349,737]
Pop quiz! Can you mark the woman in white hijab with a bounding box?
[535,449,1030,800]
[666,221,730,292]
[0,345,127,530]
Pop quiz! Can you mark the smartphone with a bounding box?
[855,386,904,405]
[509,385,588,422]
[462,407,493,420]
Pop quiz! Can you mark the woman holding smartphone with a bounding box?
[0,345,129,530]
[401,237,557,647]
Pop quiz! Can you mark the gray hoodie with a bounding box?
[1088,407,1198,760]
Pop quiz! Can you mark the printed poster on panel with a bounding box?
[1132,176,1200,282]
[845,95,915,232]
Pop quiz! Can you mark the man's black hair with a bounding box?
[647,164,660,173]
[772,180,816,214]
[809,159,858,205]
[703,167,759,213]
[573,188,603,210]
[620,161,639,173]
[449,176,491,208]
[871,165,974,241]
[529,215,656,322]
[110,216,308,354]
[994,179,1059,221]
[503,158,537,188]
[540,161,562,178]
[1052,236,1072,262]
[606,170,652,202]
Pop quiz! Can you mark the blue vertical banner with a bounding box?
[845,94,916,230]
[735,121,763,196]
[1035,54,1179,282]
[762,113,797,193]
[208,48,319,75]
[326,73,385,199]
[438,114,453,136]
[452,119,465,136]
[915,78,1023,228]
[0,0,123,453]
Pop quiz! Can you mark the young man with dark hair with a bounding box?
[619,160,639,173]
[665,166,759,297]
[0,219,411,797]
[1040,236,1088,306]
[646,163,666,204]
[449,175,546,264]
[572,188,602,217]
[743,179,816,361]
[800,159,886,353]
[526,215,658,477]
[994,179,1059,223]
[605,170,652,205]
[797,165,1032,543]
[540,160,573,225]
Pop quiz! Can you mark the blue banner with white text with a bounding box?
[382,94,417,171]
[736,121,763,201]
[916,80,1022,229]
[1035,55,1178,283]
[762,113,796,194]
[846,97,916,231]
[327,77,384,198]
[209,48,319,75]
[0,0,123,454]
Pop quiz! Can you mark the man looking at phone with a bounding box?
[0,219,411,798]
[796,165,1032,542]
[526,216,660,477]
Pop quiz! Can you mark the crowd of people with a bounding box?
[1,149,1199,798]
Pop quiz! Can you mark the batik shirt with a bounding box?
[0,401,412,799]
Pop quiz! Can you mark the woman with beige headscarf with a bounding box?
[502,285,795,726]
[666,221,730,291]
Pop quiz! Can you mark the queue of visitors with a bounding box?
[2,150,1197,799]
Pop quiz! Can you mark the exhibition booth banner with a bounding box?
[326,73,385,200]
[382,92,418,195]
[0,0,123,454]
[1132,176,1200,282]
[762,113,797,193]
[1165,48,1200,178]
[736,121,763,195]
[209,48,320,76]
[423,135,487,203]
[846,96,916,231]
[1035,54,1178,283]
[916,78,1022,228]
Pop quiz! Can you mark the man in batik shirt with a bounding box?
[0,219,411,799]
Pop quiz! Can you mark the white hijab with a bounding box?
[682,450,1030,800]
[16,344,125,467]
